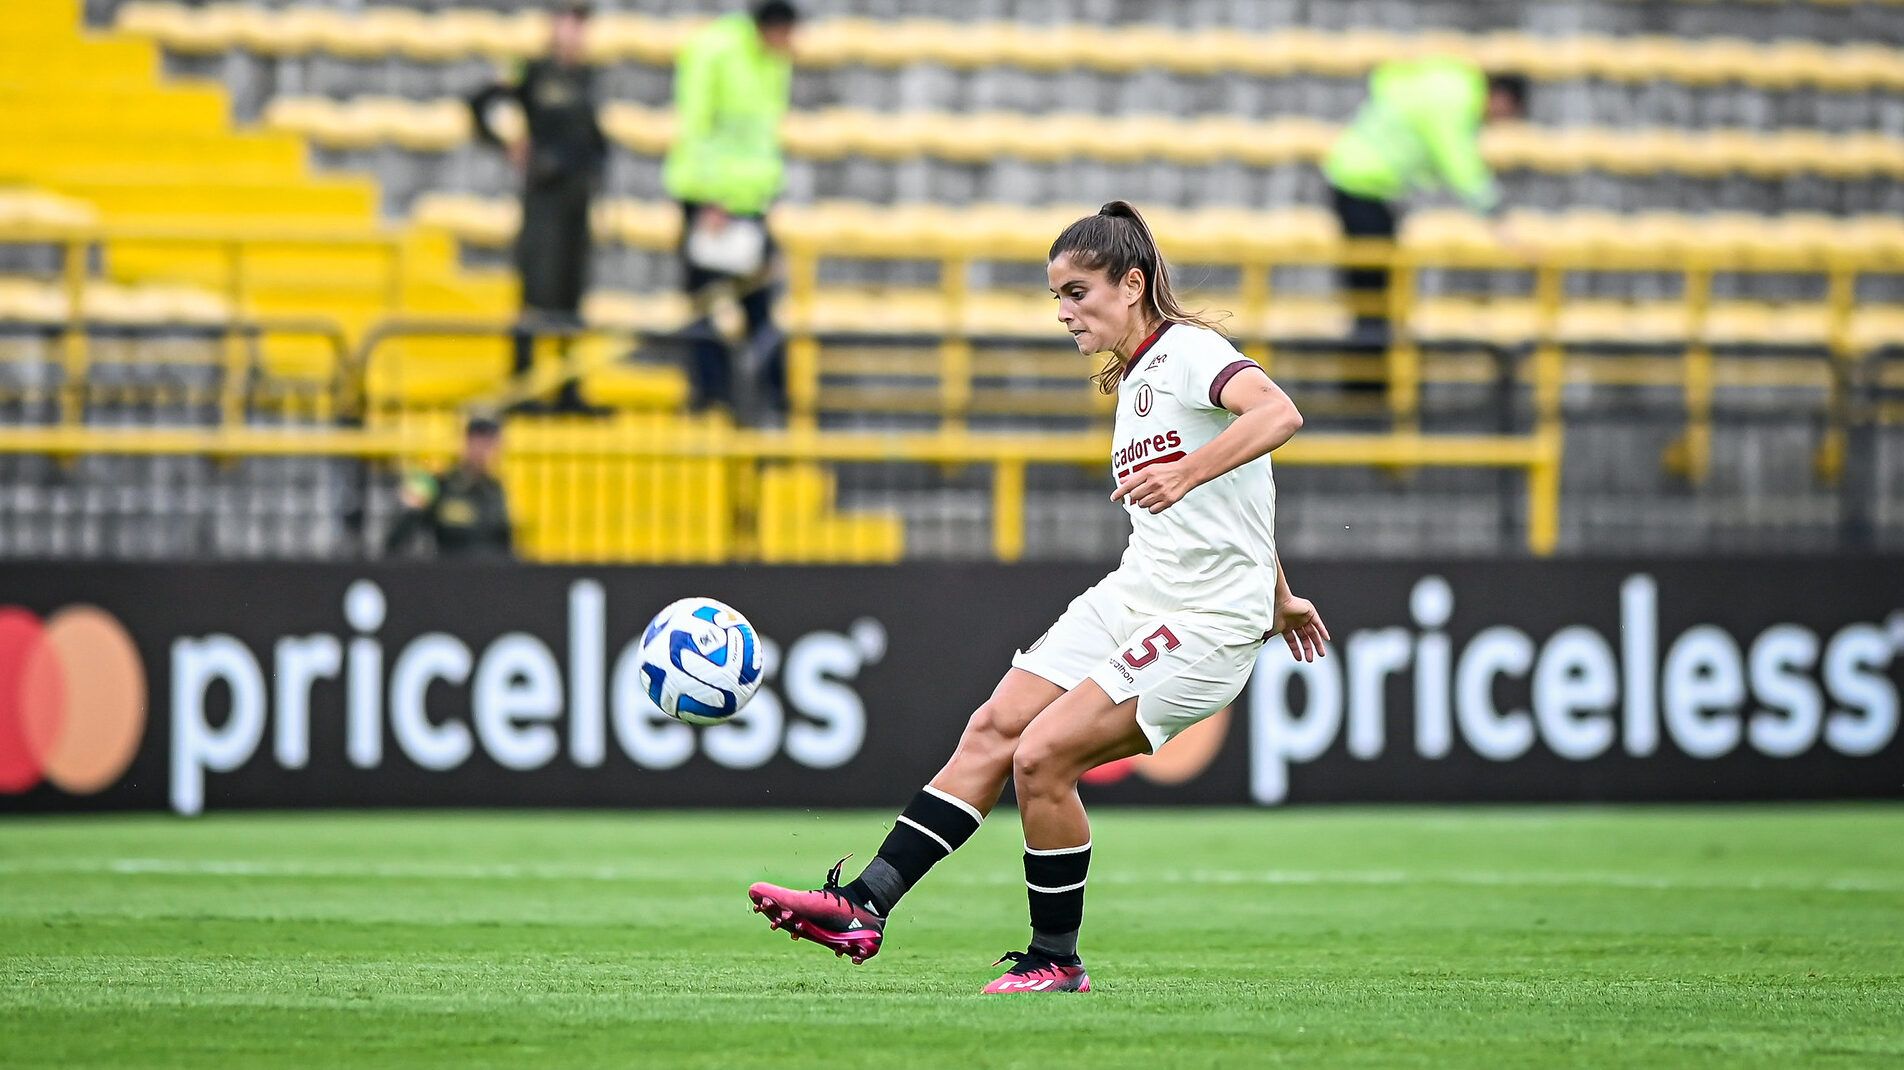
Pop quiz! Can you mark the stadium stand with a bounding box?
[3,0,1902,560]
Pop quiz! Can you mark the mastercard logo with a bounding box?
[0,605,146,795]
[1082,706,1231,786]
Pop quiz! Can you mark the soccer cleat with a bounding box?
[981,950,1092,994]
[747,855,885,964]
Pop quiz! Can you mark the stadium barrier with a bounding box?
[780,232,1892,485]
[0,420,1564,558]
[1,559,1896,814]
[10,217,1898,465]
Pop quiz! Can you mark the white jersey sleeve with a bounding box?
[1164,331,1260,415]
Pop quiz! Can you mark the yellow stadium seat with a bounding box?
[233,92,1904,180]
[101,8,1904,93]
[124,1,236,55]
[412,191,519,247]
[1258,297,1351,340]
[756,463,903,564]
[1848,306,1904,356]
[1758,40,1834,89]
[495,414,735,563]
[409,197,1904,270]
[1400,209,1497,256]
[245,6,331,56]
[594,199,682,251]
[598,102,671,156]
[1557,300,1693,345]
[0,279,69,321]
[0,187,98,229]
[1704,302,1833,347]
[580,290,691,333]
[1414,299,1541,346]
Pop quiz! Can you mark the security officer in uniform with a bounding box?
[385,416,514,559]
[1323,59,1528,347]
[470,3,608,411]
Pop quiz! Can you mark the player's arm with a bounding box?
[1111,363,1300,513]
[1270,555,1330,662]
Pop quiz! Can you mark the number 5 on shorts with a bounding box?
[1121,625,1181,669]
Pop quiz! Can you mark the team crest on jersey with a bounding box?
[1133,382,1154,416]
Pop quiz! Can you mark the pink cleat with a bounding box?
[981,951,1091,994]
[747,856,885,964]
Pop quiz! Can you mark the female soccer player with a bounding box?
[749,201,1329,994]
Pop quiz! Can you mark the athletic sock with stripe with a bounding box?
[1024,841,1090,963]
[845,786,983,916]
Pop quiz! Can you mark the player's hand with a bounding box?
[1274,595,1330,662]
[1111,460,1201,513]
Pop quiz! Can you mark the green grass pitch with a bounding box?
[3,805,1901,1069]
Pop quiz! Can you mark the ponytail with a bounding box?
[1048,200,1224,394]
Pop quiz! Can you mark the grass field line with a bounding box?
[0,857,1896,893]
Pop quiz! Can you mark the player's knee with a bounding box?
[1011,732,1062,791]
[962,701,1018,753]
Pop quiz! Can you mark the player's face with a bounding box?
[1049,254,1144,356]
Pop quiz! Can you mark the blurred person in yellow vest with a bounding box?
[470,2,608,413]
[1324,60,1528,347]
[385,417,514,560]
[664,1,798,418]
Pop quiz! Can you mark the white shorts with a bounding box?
[1010,579,1268,754]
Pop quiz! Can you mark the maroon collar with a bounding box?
[1121,322,1172,381]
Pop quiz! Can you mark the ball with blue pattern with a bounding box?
[636,597,764,725]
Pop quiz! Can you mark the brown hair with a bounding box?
[1048,200,1222,394]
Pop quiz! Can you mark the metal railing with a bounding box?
[12,219,1901,559]
[0,421,1564,558]
[780,236,1901,483]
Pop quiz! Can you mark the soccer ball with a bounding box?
[636,597,764,725]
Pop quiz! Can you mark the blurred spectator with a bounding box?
[385,417,514,560]
[1323,59,1528,346]
[664,0,798,417]
[470,2,607,413]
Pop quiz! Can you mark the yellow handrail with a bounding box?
[6,223,405,425]
[0,423,1564,556]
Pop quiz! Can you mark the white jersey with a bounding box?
[1102,322,1278,626]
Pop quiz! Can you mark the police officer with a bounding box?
[1323,59,1528,346]
[470,2,607,410]
[664,0,799,415]
[385,416,514,559]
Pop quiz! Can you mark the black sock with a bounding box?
[844,786,983,915]
[1024,841,1090,963]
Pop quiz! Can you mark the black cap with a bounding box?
[466,415,502,436]
[555,2,592,19]
[753,1,798,28]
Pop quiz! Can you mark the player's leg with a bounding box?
[746,668,1060,961]
[749,584,1126,961]
[844,586,1131,915]
[979,680,1147,993]
[839,666,1063,916]
[986,615,1264,993]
